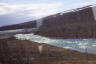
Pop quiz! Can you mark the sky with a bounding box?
[0,0,96,26]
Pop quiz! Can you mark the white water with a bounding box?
[14,33,96,54]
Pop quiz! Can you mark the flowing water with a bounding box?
[14,33,96,54]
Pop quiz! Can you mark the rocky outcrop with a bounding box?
[0,37,96,64]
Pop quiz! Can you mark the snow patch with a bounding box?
[92,5,96,21]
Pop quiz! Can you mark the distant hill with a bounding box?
[0,20,36,31]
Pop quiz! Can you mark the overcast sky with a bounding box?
[0,0,96,26]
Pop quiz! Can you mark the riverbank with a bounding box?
[0,36,96,64]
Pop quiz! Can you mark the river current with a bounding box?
[14,33,96,54]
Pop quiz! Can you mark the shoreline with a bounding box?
[0,37,96,64]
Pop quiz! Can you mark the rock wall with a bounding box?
[37,6,96,38]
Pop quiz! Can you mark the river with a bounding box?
[14,33,96,54]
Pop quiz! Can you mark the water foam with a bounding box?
[14,33,96,54]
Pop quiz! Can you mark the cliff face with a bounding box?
[0,5,96,38]
[36,6,96,38]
